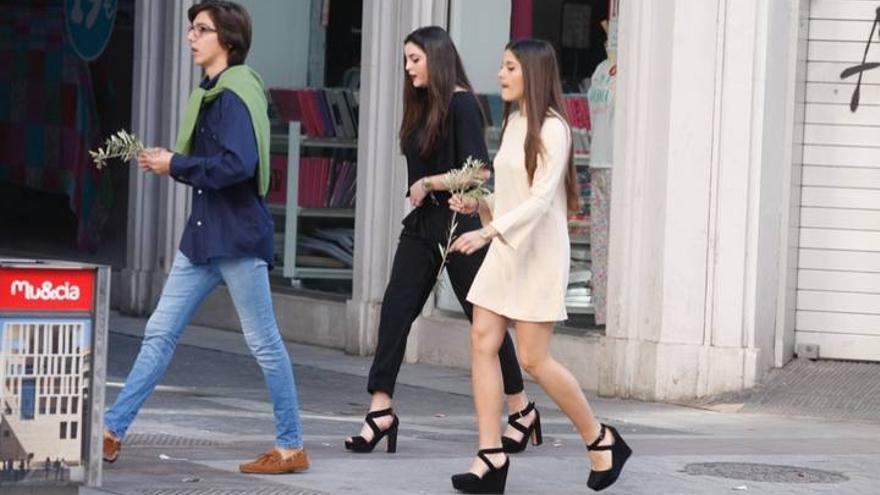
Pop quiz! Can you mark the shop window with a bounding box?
[443,0,619,332]
[0,1,136,266]
[240,0,362,296]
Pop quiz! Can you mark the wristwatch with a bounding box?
[478,227,494,240]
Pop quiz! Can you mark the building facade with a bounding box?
[110,0,878,402]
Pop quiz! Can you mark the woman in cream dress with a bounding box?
[448,39,631,494]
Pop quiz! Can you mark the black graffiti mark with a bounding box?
[841,7,880,112]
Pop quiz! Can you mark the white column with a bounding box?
[123,1,199,314]
[347,0,448,355]
[773,0,809,368]
[602,0,804,400]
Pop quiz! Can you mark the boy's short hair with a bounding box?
[188,0,252,65]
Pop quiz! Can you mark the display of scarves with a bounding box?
[0,2,110,251]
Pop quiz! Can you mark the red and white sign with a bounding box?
[0,268,95,312]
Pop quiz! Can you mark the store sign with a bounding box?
[0,268,95,312]
[64,0,118,61]
[840,6,880,112]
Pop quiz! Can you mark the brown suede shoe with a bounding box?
[239,448,310,474]
[103,431,121,463]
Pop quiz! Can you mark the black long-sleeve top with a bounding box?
[400,92,490,243]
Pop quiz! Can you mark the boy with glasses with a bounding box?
[103,0,308,474]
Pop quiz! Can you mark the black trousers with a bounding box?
[367,233,524,397]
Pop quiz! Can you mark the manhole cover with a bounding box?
[684,462,848,484]
[125,433,222,447]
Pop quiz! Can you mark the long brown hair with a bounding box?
[399,26,477,157]
[502,39,579,213]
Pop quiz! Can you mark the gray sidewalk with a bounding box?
[88,313,880,495]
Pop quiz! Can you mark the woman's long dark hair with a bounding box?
[399,26,478,158]
[502,39,579,213]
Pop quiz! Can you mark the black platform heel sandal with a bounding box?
[586,424,632,491]
[344,407,399,453]
[501,401,542,453]
[451,448,509,494]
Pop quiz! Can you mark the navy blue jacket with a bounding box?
[169,73,274,267]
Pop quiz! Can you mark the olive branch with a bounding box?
[89,129,145,170]
[435,156,491,287]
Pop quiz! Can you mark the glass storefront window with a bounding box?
[243,0,362,297]
[442,0,619,331]
[0,1,135,269]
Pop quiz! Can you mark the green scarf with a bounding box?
[174,65,271,197]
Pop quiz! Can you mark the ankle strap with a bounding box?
[365,407,394,419]
[362,408,395,437]
[508,401,535,421]
[476,448,506,472]
[586,424,608,451]
[477,447,505,455]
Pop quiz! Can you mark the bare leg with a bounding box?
[445,250,533,436]
[467,306,510,475]
[503,381,535,443]
[514,321,613,471]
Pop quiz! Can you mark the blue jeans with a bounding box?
[105,252,303,448]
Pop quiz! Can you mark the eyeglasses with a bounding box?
[187,24,218,38]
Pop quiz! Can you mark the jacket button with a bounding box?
[196,221,202,226]
[197,189,203,195]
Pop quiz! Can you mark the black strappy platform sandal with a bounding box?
[344,407,399,453]
[451,447,510,494]
[501,401,542,453]
[586,424,632,491]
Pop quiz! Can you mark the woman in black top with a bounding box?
[345,26,542,455]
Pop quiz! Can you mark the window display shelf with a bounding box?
[271,133,357,153]
[271,122,356,283]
